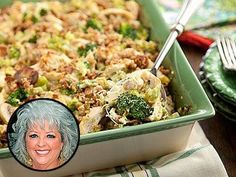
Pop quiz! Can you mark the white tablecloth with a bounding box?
[72,122,228,177]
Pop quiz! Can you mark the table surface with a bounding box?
[181,44,236,177]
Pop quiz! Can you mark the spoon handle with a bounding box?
[150,0,204,75]
[175,0,204,27]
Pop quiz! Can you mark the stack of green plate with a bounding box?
[200,43,236,121]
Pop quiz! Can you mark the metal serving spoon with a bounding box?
[112,0,204,93]
[150,0,205,76]
[105,0,205,123]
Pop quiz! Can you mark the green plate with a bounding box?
[199,63,236,121]
[203,43,236,106]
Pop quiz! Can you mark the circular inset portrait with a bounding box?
[7,98,80,171]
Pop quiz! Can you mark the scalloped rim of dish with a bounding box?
[199,62,236,121]
[202,42,236,106]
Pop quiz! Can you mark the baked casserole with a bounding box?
[0,0,179,148]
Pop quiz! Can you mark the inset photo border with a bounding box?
[7,98,80,171]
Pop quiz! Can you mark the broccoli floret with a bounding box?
[67,98,80,112]
[36,75,48,86]
[77,43,97,57]
[28,35,38,43]
[31,15,39,23]
[22,12,28,21]
[39,9,48,16]
[83,61,91,69]
[60,87,76,95]
[0,34,6,44]
[116,92,153,120]
[48,36,65,51]
[8,46,21,59]
[118,23,137,39]
[7,88,29,106]
[85,18,102,31]
[136,25,149,40]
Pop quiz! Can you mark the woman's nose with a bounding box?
[37,137,46,147]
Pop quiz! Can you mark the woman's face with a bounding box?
[25,120,63,170]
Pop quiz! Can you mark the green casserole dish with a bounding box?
[0,0,214,176]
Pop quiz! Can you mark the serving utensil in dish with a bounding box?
[106,0,205,123]
[150,0,205,75]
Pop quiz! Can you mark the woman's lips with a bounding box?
[35,150,50,155]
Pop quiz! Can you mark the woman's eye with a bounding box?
[47,134,56,138]
[29,134,38,138]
